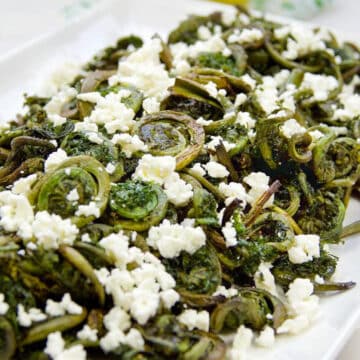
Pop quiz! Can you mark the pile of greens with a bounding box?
[0,6,359,359]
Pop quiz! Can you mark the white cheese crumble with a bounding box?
[178,309,210,332]
[197,25,212,41]
[234,93,247,108]
[77,324,98,342]
[0,191,34,240]
[204,81,219,98]
[66,188,79,202]
[228,28,263,45]
[86,131,103,145]
[277,278,319,334]
[77,91,136,134]
[12,174,37,196]
[45,332,86,360]
[147,219,206,258]
[241,74,257,89]
[32,211,79,249]
[236,111,256,129]
[300,73,338,102]
[133,154,175,184]
[17,304,47,327]
[44,149,69,173]
[254,262,278,296]
[276,24,327,60]
[142,97,160,114]
[219,181,248,207]
[243,171,274,207]
[109,38,174,99]
[205,135,236,152]
[213,285,238,298]
[163,173,193,207]
[46,293,82,318]
[203,161,229,178]
[105,163,116,175]
[111,133,148,158]
[222,221,238,247]
[0,293,9,315]
[280,118,307,138]
[221,8,237,26]
[75,201,100,218]
[190,163,206,177]
[228,325,253,360]
[44,86,77,126]
[255,325,275,348]
[288,234,320,264]
[255,76,279,114]
[97,232,179,327]
[74,121,99,133]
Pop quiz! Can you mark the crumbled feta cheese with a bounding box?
[228,28,263,45]
[234,93,247,108]
[164,173,193,207]
[174,59,191,76]
[45,86,77,124]
[255,76,279,114]
[109,38,174,99]
[196,117,214,126]
[280,118,307,138]
[41,61,82,97]
[204,81,219,98]
[81,233,91,243]
[111,133,148,158]
[221,8,237,26]
[103,163,115,175]
[288,234,320,264]
[0,191,34,239]
[254,262,278,296]
[219,182,248,207]
[300,73,338,102]
[241,74,257,89]
[190,163,206,177]
[104,307,131,332]
[79,91,136,134]
[12,174,37,196]
[255,325,275,348]
[45,332,65,359]
[222,221,238,247]
[147,219,206,258]
[243,172,273,207]
[143,97,160,114]
[198,25,212,40]
[32,211,78,249]
[133,154,176,184]
[315,275,325,284]
[45,149,69,173]
[66,188,79,202]
[277,278,319,334]
[228,325,253,360]
[178,309,210,331]
[74,121,98,133]
[213,285,238,298]
[203,161,229,178]
[99,232,131,269]
[160,289,180,309]
[17,304,47,327]
[77,325,98,342]
[75,201,100,218]
[46,293,82,317]
[45,331,86,360]
[0,293,9,315]
[277,25,327,60]
[236,111,256,129]
[205,135,236,152]
[86,131,103,145]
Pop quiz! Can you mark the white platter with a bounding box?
[0,0,359,358]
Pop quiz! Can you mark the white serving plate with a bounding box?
[0,0,359,358]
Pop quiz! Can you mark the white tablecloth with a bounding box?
[0,1,359,358]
